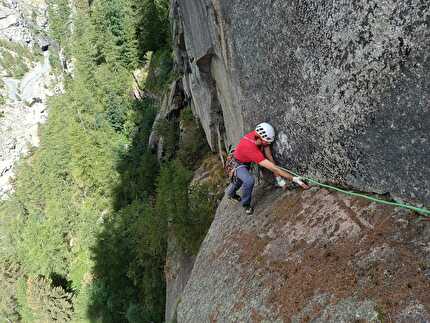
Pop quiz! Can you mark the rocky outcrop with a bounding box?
[0,0,59,198]
[0,54,55,198]
[0,55,57,198]
[148,79,187,160]
[171,0,430,206]
[165,234,195,323]
[0,0,48,46]
[177,185,430,322]
[164,152,226,322]
[171,0,245,152]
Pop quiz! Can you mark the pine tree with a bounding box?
[26,276,73,322]
[91,0,138,68]
[0,259,22,322]
[47,0,72,53]
[135,0,170,58]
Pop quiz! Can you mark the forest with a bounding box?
[0,0,218,321]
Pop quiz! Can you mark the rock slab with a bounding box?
[177,186,430,322]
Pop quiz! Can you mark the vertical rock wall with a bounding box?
[171,0,246,151]
[172,0,430,205]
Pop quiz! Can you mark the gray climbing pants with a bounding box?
[226,166,255,207]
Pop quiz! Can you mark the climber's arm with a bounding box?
[258,159,310,190]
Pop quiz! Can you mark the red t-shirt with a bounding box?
[233,130,266,164]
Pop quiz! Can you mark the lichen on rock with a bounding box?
[176,186,430,322]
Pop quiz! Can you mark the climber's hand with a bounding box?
[292,177,310,190]
[300,182,310,190]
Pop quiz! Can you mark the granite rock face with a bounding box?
[171,0,246,151]
[172,0,430,205]
[148,79,187,161]
[165,233,195,323]
[167,1,430,321]
[177,186,430,322]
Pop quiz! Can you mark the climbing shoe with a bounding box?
[244,206,254,215]
[228,194,241,203]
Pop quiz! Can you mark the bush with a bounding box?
[152,160,217,255]
[47,0,72,54]
[0,39,33,60]
[144,49,175,95]
[177,183,217,254]
[0,48,29,78]
[135,0,170,59]
[177,107,210,169]
[155,118,179,161]
[48,48,62,72]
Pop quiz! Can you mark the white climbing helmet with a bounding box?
[255,122,275,143]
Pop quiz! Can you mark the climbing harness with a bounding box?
[277,165,430,218]
[224,154,246,181]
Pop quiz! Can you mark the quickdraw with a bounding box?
[224,154,247,181]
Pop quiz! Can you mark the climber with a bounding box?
[226,122,310,215]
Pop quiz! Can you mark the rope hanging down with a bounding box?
[277,166,430,217]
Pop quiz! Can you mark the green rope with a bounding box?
[277,166,430,217]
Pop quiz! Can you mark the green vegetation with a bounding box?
[156,118,180,161]
[25,276,74,322]
[134,0,170,60]
[47,0,72,55]
[144,49,175,96]
[0,78,5,105]
[0,39,33,60]
[0,0,219,322]
[0,39,34,78]
[0,259,22,321]
[0,79,5,105]
[177,107,211,167]
[147,107,217,255]
[0,48,30,78]
[48,48,62,72]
